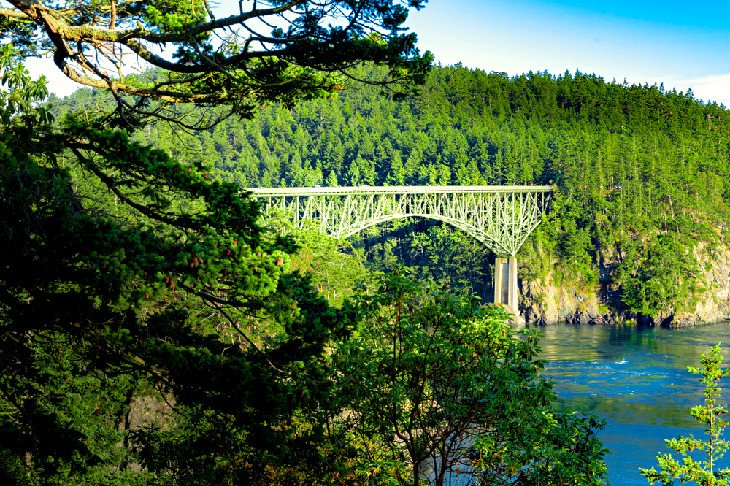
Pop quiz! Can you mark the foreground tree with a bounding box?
[0,45,356,483]
[335,272,608,485]
[1,0,433,482]
[640,344,730,485]
[1,0,431,127]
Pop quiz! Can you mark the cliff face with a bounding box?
[520,270,615,325]
[519,243,730,326]
[672,244,730,326]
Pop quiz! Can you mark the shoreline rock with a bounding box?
[519,242,730,328]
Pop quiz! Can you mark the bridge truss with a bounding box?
[248,185,553,257]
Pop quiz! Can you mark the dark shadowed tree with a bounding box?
[0,1,432,482]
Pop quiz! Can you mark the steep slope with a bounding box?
[55,66,730,324]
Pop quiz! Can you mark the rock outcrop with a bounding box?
[520,270,617,325]
[670,244,730,326]
[519,243,730,326]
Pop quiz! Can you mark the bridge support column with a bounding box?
[494,257,519,316]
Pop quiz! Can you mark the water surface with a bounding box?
[536,321,730,485]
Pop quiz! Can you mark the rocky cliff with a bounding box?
[672,243,730,326]
[519,242,730,327]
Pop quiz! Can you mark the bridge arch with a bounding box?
[249,185,552,258]
[338,213,506,255]
[249,185,553,315]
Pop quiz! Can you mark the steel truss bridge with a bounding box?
[248,185,553,257]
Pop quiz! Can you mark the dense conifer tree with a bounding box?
[0,2,434,482]
[100,64,729,320]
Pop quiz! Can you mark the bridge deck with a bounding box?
[248,184,552,314]
[248,184,552,257]
[248,185,554,196]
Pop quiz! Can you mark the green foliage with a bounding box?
[141,0,208,34]
[334,271,607,485]
[2,1,432,127]
[65,64,730,318]
[0,332,155,486]
[641,344,730,485]
[288,229,368,308]
[0,45,346,483]
[616,233,704,319]
[356,219,495,301]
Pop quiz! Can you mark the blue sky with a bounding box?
[406,0,730,106]
[28,0,730,106]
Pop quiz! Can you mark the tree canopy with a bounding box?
[0,45,350,483]
[102,64,727,322]
[0,2,617,482]
[1,0,431,126]
[335,271,607,485]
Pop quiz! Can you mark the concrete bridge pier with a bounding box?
[494,257,519,317]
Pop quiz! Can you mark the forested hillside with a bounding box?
[2,1,621,482]
[55,66,730,324]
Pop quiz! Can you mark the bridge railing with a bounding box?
[248,185,553,196]
[248,185,553,257]
[248,185,554,314]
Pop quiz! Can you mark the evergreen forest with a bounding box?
[2,1,729,484]
[53,65,730,323]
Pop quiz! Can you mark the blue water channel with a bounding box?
[536,321,730,485]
